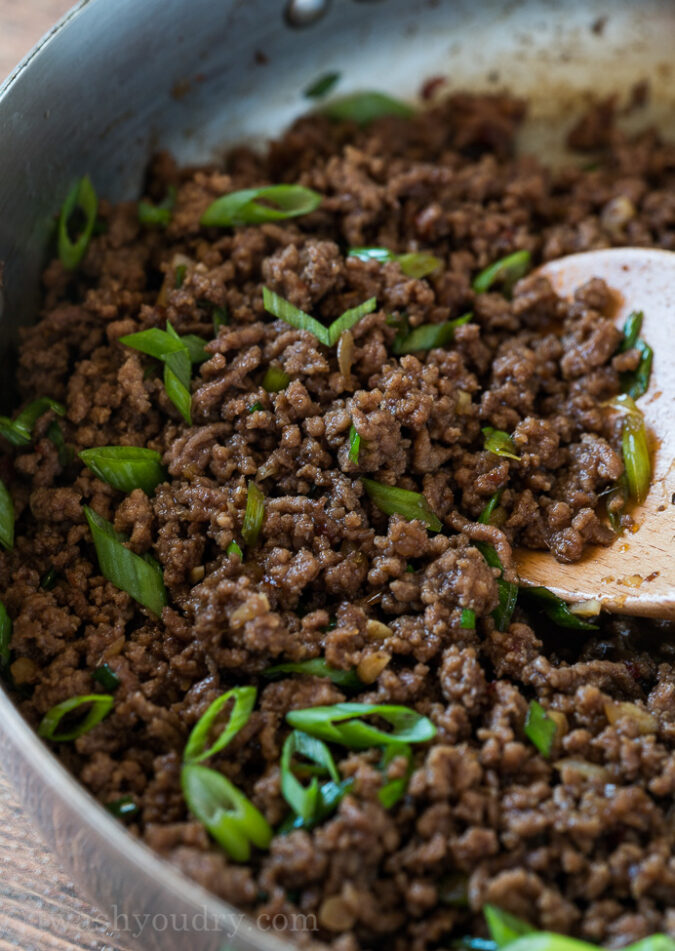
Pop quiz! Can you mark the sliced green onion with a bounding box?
[212,305,229,333]
[120,323,193,424]
[482,427,521,461]
[0,478,14,551]
[181,764,272,862]
[519,586,598,631]
[226,540,243,559]
[249,401,263,414]
[263,658,362,691]
[281,730,339,822]
[484,905,534,947]
[40,566,58,590]
[92,663,120,691]
[58,175,98,270]
[262,366,291,393]
[348,246,441,279]
[472,250,531,295]
[397,251,442,279]
[619,311,643,352]
[392,313,472,355]
[0,397,66,447]
[242,481,265,547]
[184,686,257,765]
[304,71,340,99]
[622,339,653,400]
[83,505,168,616]
[514,939,671,951]
[138,185,176,228]
[604,392,642,417]
[524,701,557,757]
[279,777,353,835]
[262,288,377,347]
[105,796,139,819]
[322,91,414,125]
[180,334,209,365]
[79,446,167,495]
[262,287,330,344]
[378,743,413,808]
[286,701,437,749]
[622,413,651,503]
[348,247,393,264]
[362,477,442,532]
[460,608,476,629]
[476,542,517,632]
[0,601,11,667]
[174,264,187,288]
[47,420,74,466]
[348,424,361,465]
[201,185,322,228]
[479,491,503,525]
[327,297,377,345]
[37,693,114,742]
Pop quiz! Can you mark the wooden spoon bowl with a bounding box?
[515,248,675,620]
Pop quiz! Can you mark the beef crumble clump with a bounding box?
[1,93,674,950]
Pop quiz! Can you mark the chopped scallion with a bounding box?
[79,446,167,495]
[180,334,209,365]
[304,71,340,99]
[286,701,437,749]
[479,491,503,525]
[105,796,139,819]
[226,540,243,559]
[281,730,339,822]
[47,420,74,466]
[619,311,643,352]
[484,905,534,946]
[322,91,414,125]
[262,366,291,393]
[622,412,651,503]
[348,246,441,279]
[184,686,257,765]
[327,297,377,345]
[460,608,476,629]
[92,663,120,691]
[83,505,168,616]
[201,185,322,228]
[40,566,58,590]
[472,250,531,296]
[0,478,14,551]
[524,700,557,757]
[249,401,263,414]
[37,693,114,741]
[361,477,442,532]
[622,339,653,400]
[263,658,362,691]
[181,764,272,862]
[138,185,176,228]
[119,323,194,424]
[262,287,376,347]
[476,542,517,632]
[378,743,413,808]
[58,175,98,270]
[0,397,66,447]
[392,313,472,355]
[212,306,229,332]
[348,424,361,465]
[482,427,521,461]
[241,481,265,547]
[519,586,598,630]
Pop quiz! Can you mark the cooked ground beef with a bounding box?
[1,92,674,950]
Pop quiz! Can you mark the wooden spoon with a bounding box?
[515,247,675,620]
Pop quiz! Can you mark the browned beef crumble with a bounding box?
[1,93,674,950]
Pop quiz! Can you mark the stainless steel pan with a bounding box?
[0,2,674,949]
